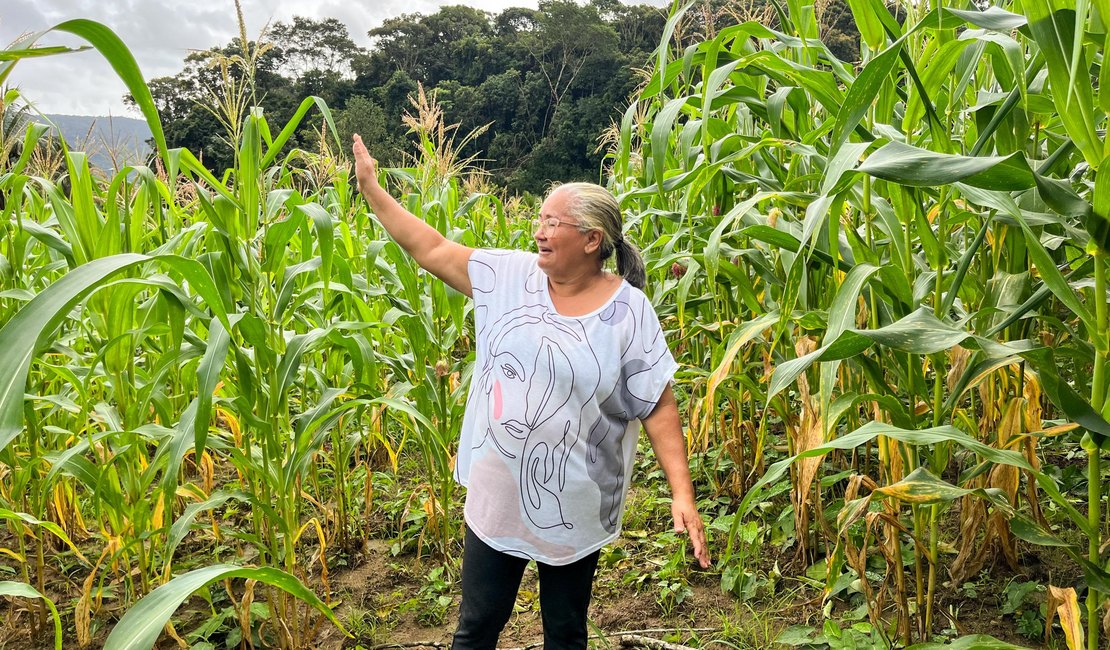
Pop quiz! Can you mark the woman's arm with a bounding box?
[641,383,711,568]
[352,134,474,297]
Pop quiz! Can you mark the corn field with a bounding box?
[2,0,1110,647]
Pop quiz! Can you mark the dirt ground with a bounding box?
[308,531,1076,650]
[0,529,1076,650]
[315,538,767,650]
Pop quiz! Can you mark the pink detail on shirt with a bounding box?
[493,380,503,420]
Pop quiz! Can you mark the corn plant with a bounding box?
[615,0,1110,644]
[0,12,539,645]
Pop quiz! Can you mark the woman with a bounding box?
[352,134,709,649]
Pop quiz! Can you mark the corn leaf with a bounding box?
[0,582,62,650]
[0,254,227,455]
[102,564,344,650]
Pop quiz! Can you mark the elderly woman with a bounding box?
[352,134,709,649]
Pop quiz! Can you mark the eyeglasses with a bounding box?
[531,217,580,235]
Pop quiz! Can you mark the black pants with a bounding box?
[452,527,601,650]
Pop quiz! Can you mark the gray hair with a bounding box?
[551,182,646,289]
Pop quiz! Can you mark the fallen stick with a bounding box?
[618,633,698,650]
[369,627,722,650]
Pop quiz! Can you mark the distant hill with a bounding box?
[35,114,154,172]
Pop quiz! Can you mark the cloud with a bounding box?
[2,0,663,116]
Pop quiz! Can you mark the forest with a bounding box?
[136,0,858,193]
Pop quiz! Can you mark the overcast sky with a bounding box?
[3,0,664,116]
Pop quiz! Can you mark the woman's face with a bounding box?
[534,189,592,276]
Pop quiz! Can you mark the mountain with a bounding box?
[36,114,154,172]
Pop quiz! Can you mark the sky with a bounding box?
[2,0,662,117]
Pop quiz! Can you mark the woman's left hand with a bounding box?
[642,385,712,569]
[672,496,710,568]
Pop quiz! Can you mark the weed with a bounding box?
[414,565,455,625]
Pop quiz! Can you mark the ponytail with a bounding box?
[615,238,646,289]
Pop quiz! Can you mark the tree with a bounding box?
[144,3,677,191]
[132,26,357,175]
[365,13,434,83]
[270,17,362,80]
[334,96,407,166]
[523,1,619,137]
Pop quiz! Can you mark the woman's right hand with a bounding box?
[348,133,475,296]
[352,134,380,194]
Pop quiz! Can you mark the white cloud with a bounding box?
[2,0,664,116]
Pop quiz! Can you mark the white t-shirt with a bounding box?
[456,249,678,565]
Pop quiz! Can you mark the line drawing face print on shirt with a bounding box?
[477,303,601,530]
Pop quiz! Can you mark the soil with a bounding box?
[308,529,1082,650]
[0,474,1088,650]
[0,525,1084,650]
[316,537,768,650]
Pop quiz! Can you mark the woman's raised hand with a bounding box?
[352,134,380,193]
[348,132,474,296]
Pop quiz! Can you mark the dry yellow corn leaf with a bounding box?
[1045,585,1083,650]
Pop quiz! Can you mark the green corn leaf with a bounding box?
[903,39,974,133]
[676,258,702,328]
[956,185,1095,329]
[846,0,886,49]
[162,491,251,576]
[1090,162,1110,254]
[296,202,336,298]
[738,421,1033,518]
[616,100,638,178]
[43,432,110,488]
[941,214,994,315]
[828,269,883,340]
[945,6,1027,30]
[193,315,236,455]
[271,329,330,409]
[969,87,1021,157]
[1024,2,1102,167]
[9,122,51,177]
[369,395,439,438]
[260,96,341,169]
[0,254,227,455]
[1102,30,1110,116]
[859,141,1037,190]
[0,582,62,650]
[650,96,691,196]
[830,41,901,157]
[277,258,324,319]
[102,564,345,650]
[1008,514,1071,547]
[1007,515,1110,593]
[802,142,870,253]
[49,20,168,165]
[819,264,879,414]
[739,419,1094,542]
[20,219,74,263]
[766,86,794,139]
[769,308,1030,399]
[740,225,853,272]
[906,635,1033,649]
[0,45,88,61]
